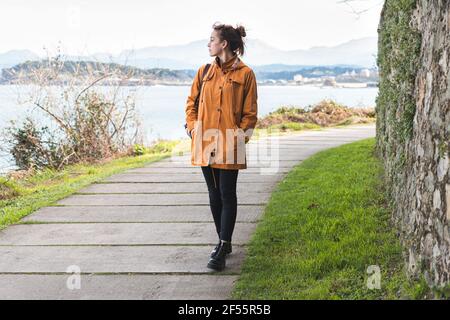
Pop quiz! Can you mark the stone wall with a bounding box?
[376,0,449,288]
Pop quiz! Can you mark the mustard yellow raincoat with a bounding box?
[185,54,258,170]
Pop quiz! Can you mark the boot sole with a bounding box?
[207,261,226,271]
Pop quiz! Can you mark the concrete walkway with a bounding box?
[0,124,375,299]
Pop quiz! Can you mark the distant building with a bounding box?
[323,78,337,87]
[360,69,371,78]
[293,74,304,83]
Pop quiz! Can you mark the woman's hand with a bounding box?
[186,127,194,139]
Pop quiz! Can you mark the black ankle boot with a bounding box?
[210,241,232,258]
[207,241,229,271]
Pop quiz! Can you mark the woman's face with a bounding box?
[208,30,226,56]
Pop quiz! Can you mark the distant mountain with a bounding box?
[108,37,377,69]
[0,49,40,69]
[1,59,375,85]
[287,37,377,68]
[0,37,377,73]
[1,60,193,85]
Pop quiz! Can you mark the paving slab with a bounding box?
[0,245,246,273]
[159,154,314,162]
[0,223,256,246]
[21,205,264,223]
[0,274,238,300]
[56,193,271,206]
[104,173,286,183]
[125,167,292,174]
[143,160,301,168]
[77,182,276,194]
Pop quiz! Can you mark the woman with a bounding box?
[184,22,258,271]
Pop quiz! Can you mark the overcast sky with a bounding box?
[1,0,384,56]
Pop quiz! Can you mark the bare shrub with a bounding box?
[1,49,145,171]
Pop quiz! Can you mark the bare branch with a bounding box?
[337,0,384,19]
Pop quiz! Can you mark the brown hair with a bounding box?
[212,22,247,57]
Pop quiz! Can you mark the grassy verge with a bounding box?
[231,138,430,299]
[0,139,188,230]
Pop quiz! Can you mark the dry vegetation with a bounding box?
[0,50,146,173]
[256,99,376,130]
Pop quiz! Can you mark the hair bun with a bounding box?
[236,25,246,38]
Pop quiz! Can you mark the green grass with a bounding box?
[231,138,430,299]
[251,123,325,139]
[0,139,189,230]
[269,122,321,132]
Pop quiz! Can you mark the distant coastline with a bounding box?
[1,59,378,88]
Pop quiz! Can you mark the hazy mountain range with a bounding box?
[0,49,41,70]
[0,37,377,72]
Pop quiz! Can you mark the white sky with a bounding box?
[1,0,384,56]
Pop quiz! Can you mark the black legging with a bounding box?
[201,165,239,242]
